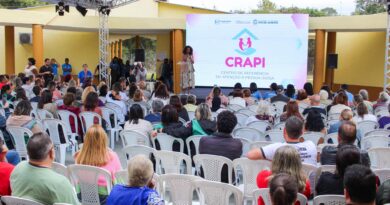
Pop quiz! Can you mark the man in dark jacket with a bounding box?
[270,85,290,103]
[199,110,242,183]
[321,121,370,166]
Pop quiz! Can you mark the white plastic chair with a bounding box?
[302,163,318,195]
[43,119,71,165]
[236,137,251,157]
[30,102,38,110]
[253,188,307,205]
[233,127,265,142]
[361,135,390,150]
[373,169,390,184]
[376,110,390,119]
[52,161,68,179]
[248,104,259,113]
[114,170,128,185]
[158,174,201,205]
[188,111,195,121]
[57,110,79,154]
[365,129,390,137]
[358,121,379,137]
[227,104,245,112]
[237,109,256,116]
[248,121,272,133]
[101,107,122,149]
[235,113,249,127]
[368,147,390,169]
[328,113,341,120]
[120,130,151,147]
[67,164,112,205]
[6,126,33,160]
[194,180,243,205]
[122,145,155,160]
[324,132,338,144]
[273,122,285,130]
[1,196,44,205]
[313,195,345,205]
[79,111,102,134]
[154,150,191,174]
[326,119,339,129]
[315,165,336,194]
[265,130,284,143]
[152,133,184,152]
[186,135,204,158]
[271,101,286,116]
[36,108,54,120]
[193,154,234,184]
[301,132,324,145]
[250,141,274,149]
[375,106,388,114]
[105,102,124,123]
[233,159,271,202]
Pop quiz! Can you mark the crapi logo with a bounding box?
[232,28,258,56]
[225,28,266,68]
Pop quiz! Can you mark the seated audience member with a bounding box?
[158,105,192,152]
[184,94,197,112]
[304,110,326,144]
[303,82,314,96]
[376,179,390,205]
[6,100,42,134]
[344,164,376,205]
[14,87,28,104]
[115,79,129,102]
[340,84,354,104]
[263,83,278,99]
[106,155,164,205]
[379,103,390,128]
[11,132,79,205]
[206,86,229,108]
[296,89,309,104]
[82,92,105,126]
[285,84,296,99]
[188,103,217,136]
[47,81,61,101]
[228,83,243,96]
[74,125,122,203]
[199,111,242,183]
[38,90,59,118]
[328,92,351,116]
[250,82,262,100]
[58,93,82,136]
[180,94,188,106]
[302,94,326,116]
[280,101,304,122]
[169,95,189,122]
[0,84,15,103]
[0,137,14,196]
[269,173,298,205]
[353,102,377,123]
[328,109,354,134]
[270,85,289,103]
[30,85,41,103]
[99,84,108,99]
[245,100,274,126]
[124,104,153,138]
[210,96,224,113]
[359,89,374,112]
[319,89,332,105]
[145,100,164,124]
[106,87,127,123]
[247,116,317,165]
[152,84,170,105]
[128,83,138,100]
[82,86,97,104]
[138,81,151,100]
[229,89,246,108]
[67,86,82,107]
[257,146,310,205]
[132,89,150,110]
[316,145,361,195]
[243,89,256,106]
[22,76,34,93]
[321,121,369,166]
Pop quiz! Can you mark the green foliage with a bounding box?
[250,0,338,17]
[0,0,48,9]
[354,0,386,15]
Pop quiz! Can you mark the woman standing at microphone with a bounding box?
[181,46,195,94]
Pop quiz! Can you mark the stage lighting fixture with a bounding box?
[55,1,69,16]
[76,4,88,16]
[99,6,111,16]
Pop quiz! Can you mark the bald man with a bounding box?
[302,94,326,116]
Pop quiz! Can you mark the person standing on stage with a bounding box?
[181,46,195,94]
[39,58,53,87]
[62,58,72,77]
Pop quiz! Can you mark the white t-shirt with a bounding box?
[24,65,37,76]
[329,104,351,115]
[124,119,153,138]
[261,141,317,166]
[229,97,246,108]
[353,114,377,123]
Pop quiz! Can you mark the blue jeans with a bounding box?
[6,150,20,165]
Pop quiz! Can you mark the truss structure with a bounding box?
[40,0,138,83]
[385,0,390,92]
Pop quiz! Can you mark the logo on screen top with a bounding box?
[232,28,258,56]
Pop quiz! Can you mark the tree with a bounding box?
[0,0,48,9]
[251,0,277,14]
[321,7,338,16]
[354,0,386,15]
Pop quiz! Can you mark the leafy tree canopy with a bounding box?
[0,0,48,9]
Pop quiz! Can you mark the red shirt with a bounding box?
[0,162,15,196]
[256,170,311,205]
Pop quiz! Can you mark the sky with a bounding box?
[168,0,356,15]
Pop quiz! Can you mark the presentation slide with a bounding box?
[186,14,309,88]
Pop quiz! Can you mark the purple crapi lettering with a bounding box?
[225,57,265,68]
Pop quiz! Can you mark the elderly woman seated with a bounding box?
[106,155,164,205]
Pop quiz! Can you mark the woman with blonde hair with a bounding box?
[81,86,96,104]
[74,125,122,203]
[188,103,217,136]
[245,100,274,126]
[256,146,310,205]
[107,155,164,205]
